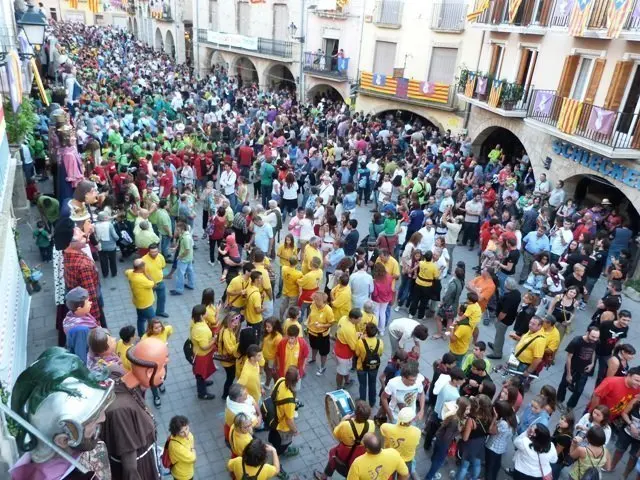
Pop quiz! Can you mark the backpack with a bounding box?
[241,460,264,480]
[333,420,370,476]
[183,338,194,365]
[261,378,296,430]
[161,436,174,469]
[362,338,381,371]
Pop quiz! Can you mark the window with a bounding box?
[273,4,289,39]
[616,62,640,136]
[488,44,504,78]
[570,57,594,101]
[428,47,458,84]
[375,0,404,26]
[237,2,250,36]
[516,47,538,88]
[209,0,218,31]
[373,40,397,76]
[50,7,57,20]
[531,0,544,24]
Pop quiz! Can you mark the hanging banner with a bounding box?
[6,51,23,113]
[467,0,490,22]
[607,0,632,38]
[568,0,594,36]
[30,59,49,107]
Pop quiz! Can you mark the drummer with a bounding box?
[313,400,374,480]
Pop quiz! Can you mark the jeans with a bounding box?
[136,305,155,337]
[196,374,208,397]
[223,365,236,398]
[261,185,271,209]
[424,437,448,480]
[174,260,195,293]
[491,321,509,357]
[462,221,479,247]
[519,250,535,283]
[484,447,502,480]
[154,281,167,315]
[496,270,509,295]
[595,354,611,386]
[357,369,378,407]
[98,249,117,277]
[423,411,442,450]
[160,234,171,259]
[397,275,413,307]
[227,192,238,211]
[557,369,589,409]
[456,457,482,480]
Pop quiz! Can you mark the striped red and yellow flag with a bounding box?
[467,0,490,22]
[558,98,584,134]
[464,73,477,97]
[360,72,450,104]
[360,72,397,95]
[488,80,502,108]
[508,0,524,23]
[88,0,100,13]
[568,0,594,36]
[69,0,78,9]
[608,0,632,39]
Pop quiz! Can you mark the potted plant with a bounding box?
[457,69,469,92]
[4,98,37,149]
[501,83,524,110]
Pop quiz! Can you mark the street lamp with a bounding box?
[17,3,48,59]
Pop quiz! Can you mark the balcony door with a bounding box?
[237,1,250,36]
[516,47,537,90]
[488,44,504,79]
[570,57,595,101]
[273,4,288,40]
[373,40,397,76]
[614,62,640,145]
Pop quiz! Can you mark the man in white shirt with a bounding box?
[534,173,551,199]
[550,218,574,262]
[418,221,436,253]
[387,318,429,355]
[348,260,374,309]
[381,362,426,422]
[219,163,237,210]
[318,176,335,206]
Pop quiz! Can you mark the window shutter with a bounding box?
[516,50,530,85]
[557,55,580,97]
[428,47,459,84]
[492,0,505,23]
[604,60,634,111]
[521,0,535,26]
[539,0,553,25]
[583,58,605,104]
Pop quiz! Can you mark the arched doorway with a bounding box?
[210,50,228,70]
[154,28,164,51]
[307,84,345,104]
[265,64,296,93]
[165,30,175,58]
[472,126,528,164]
[376,109,437,132]
[235,57,259,87]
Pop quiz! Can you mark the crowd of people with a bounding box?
[19,18,640,480]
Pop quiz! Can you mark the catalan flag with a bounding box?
[508,0,524,23]
[488,80,503,108]
[69,0,78,8]
[568,0,594,36]
[464,72,477,97]
[360,72,397,95]
[558,97,584,134]
[360,72,449,104]
[467,0,490,22]
[88,0,100,13]
[407,80,449,103]
[608,0,632,39]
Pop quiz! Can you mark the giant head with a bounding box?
[125,337,169,389]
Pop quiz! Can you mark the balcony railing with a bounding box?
[431,2,466,32]
[587,0,609,29]
[196,29,293,59]
[257,38,293,58]
[527,89,640,151]
[625,0,640,32]
[358,71,455,109]
[457,69,534,113]
[303,52,348,79]
[374,0,404,27]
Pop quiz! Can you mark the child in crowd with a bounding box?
[33,221,53,262]
[262,318,283,388]
[62,287,100,336]
[283,306,304,337]
[116,325,137,371]
[142,318,174,407]
[517,395,549,435]
[218,232,241,282]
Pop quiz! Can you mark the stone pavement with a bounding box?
[17,191,640,479]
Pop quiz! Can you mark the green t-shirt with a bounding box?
[156,209,172,237]
[178,232,194,262]
[33,229,51,248]
[37,196,60,222]
[261,163,275,186]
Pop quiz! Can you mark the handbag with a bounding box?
[447,439,458,457]
[537,453,553,480]
[508,334,544,369]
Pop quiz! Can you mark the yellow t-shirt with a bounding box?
[415,261,440,288]
[282,265,303,298]
[544,326,561,353]
[331,284,352,322]
[298,268,322,291]
[125,269,155,309]
[283,319,303,337]
[254,263,273,298]
[229,424,253,457]
[302,245,322,274]
[307,304,335,337]
[244,286,263,325]
[376,256,401,288]
[204,304,218,331]
[283,340,301,371]
[218,327,238,367]
[464,303,482,330]
[333,419,376,446]
[262,332,283,361]
[115,339,133,371]
[227,458,277,480]
[238,360,262,403]
[336,316,359,352]
[168,433,196,480]
[380,423,422,461]
[226,276,248,308]
[355,336,384,370]
[142,324,174,343]
[450,324,473,355]
[347,449,409,480]
[357,311,378,334]
[274,379,296,432]
[190,321,213,356]
[141,253,166,284]
[515,330,546,365]
[277,244,298,268]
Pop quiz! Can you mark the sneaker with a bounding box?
[316,367,326,376]
[393,306,401,313]
[159,384,166,394]
[434,474,442,480]
[207,261,215,266]
[153,396,161,407]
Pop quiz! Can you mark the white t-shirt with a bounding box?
[299,218,314,242]
[384,374,426,421]
[550,227,573,255]
[388,318,419,349]
[513,430,558,476]
[319,183,334,205]
[282,182,299,200]
[418,228,436,253]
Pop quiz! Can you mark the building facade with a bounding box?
[40,0,129,28]
[458,0,640,222]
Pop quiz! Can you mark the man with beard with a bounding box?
[9,347,115,479]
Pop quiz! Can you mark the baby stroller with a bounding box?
[114,219,136,260]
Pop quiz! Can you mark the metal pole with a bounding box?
[299,0,306,103]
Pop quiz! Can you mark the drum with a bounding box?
[325,390,355,430]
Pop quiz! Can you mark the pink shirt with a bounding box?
[372,274,394,303]
[288,216,302,239]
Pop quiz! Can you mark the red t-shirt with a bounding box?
[159,172,173,197]
[592,376,640,419]
[238,146,254,167]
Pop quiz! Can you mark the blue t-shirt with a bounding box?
[435,383,460,420]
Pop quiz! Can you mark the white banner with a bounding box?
[206,31,258,51]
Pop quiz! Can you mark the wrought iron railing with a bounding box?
[457,69,533,112]
[527,89,640,151]
[626,0,640,31]
[374,0,404,27]
[431,2,466,31]
[587,0,609,29]
[196,29,292,58]
[303,52,348,79]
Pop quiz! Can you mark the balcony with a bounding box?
[357,71,455,111]
[197,29,293,60]
[456,69,534,118]
[314,4,349,19]
[525,89,640,159]
[303,52,349,80]
[622,0,640,40]
[431,2,466,32]
[373,0,404,28]
[470,0,547,34]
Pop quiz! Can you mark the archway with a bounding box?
[210,50,228,70]
[154,28,164,51]
[234,56,259,87]
[165,30,175,58]
[307,84,345,104]
[265,64,296,93]
[471,126,527,165]
[375,109,437,132]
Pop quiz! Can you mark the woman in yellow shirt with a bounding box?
[167,415,196,480]
[227,438,281,480]
[331,274,352,323]
[201,288,220,334]
[262,318,283,388]
[277,234,298,293]
[237,345,263,404]
[279,256,302,320]
[143,318,173,407]
[358,301,378,334]
[409,250,440,321]
[282,306,304,338]
[190,304,216,400]
[306,292,335,375]
[297,256,323,322]
[217,312,241,399]
[229,412,254,458]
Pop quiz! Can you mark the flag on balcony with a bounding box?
[607,0,632,38]
[568,0,594,36]
[476,76,488,95]
[69,0,78,8]
[508,0,524,23]
[408,80,450,103]
[467,0,490,22]
[420,81,436,95]
[373,73,387,86]
[587,106,615,136]
[337,57,349,72]
[488,80,503,108]
[464,73,476,97]
[396,78,409,99]
[88,0,100,13]
[360,72,397,95]
[558,97,584,134]
[532,91,554,117]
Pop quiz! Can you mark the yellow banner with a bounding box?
[30,59,49,107]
